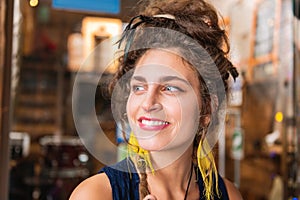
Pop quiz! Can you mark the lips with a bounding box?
[138,116,170,131]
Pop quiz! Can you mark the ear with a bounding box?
[199,114,210,128]
[203,115,211,126]
[199,94,218,127]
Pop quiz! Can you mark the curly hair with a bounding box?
[109,0,238,199]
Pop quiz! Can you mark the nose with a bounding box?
[141,86,162,112]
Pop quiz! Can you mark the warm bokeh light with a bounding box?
[81,17,122,73]
[29,0,39,7]
[275,111,283,122]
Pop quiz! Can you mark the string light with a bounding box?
[29,0,39,7]
[275,111,283,122]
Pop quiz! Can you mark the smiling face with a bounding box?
[126,49,202,152]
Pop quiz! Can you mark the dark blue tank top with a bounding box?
[99,158,229,200]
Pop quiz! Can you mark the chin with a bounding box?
[138,140,167,152]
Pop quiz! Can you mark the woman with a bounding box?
[70,0,243,199]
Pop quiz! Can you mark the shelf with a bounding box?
[12,55,64,140]
[17,93,57,107]
[14,107,57,123]
[13,123,58,137]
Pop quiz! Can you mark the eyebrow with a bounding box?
[131,75,190,85]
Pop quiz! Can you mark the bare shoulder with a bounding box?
[69,173,112,200]
[223,178,244,200]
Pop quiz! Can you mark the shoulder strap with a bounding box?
[99,158,140,200]
[217,174,230,200]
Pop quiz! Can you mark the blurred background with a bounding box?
[0,0,300,199]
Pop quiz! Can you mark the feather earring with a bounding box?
[197,137,220,200]
[128,132,154,174]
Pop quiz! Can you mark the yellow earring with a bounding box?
[197,138,220,200]
[128,132,154,174]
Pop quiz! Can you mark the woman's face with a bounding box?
[126,49,202,152]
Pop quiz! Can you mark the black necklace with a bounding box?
[184,163,194,200]
[144,163,194,200]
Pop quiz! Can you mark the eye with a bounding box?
[132,85,145,92]
[162,85,183,92]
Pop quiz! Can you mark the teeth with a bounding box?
[141,119,169,126]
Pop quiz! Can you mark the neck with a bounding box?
[143,145,199,200]
[150,143,194,170]
[148,145,195,189]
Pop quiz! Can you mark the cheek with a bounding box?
[162,98,182,117]
[180,96,200,128]
[164,96,199,123]
[126,93,144,121]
